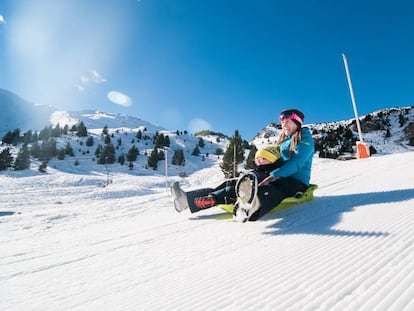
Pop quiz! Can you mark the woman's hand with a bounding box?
[258,175,276,186]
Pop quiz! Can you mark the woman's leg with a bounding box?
[249,177,307,221]
[185,188,216,213]
[173,179,238,213]
[191,179,238,210]
[210,179,238,205]
[171,181,214,213]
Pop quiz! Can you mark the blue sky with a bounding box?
[1,0,413,140]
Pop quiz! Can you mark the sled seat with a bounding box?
[218,184,318,214]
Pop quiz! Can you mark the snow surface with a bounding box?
[1,150,414,310]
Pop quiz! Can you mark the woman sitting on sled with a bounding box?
[172,108,314,222]
[172,145,284,213]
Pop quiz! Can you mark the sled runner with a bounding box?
[217,184,318,214]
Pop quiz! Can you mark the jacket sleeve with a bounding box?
[255,159,285,172]
[269,129,314,179]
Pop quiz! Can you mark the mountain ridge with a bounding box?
[1,89,413,177]
[0,88,55,138]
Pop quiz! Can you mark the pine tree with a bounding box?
[95,144,103,159]
[399,114,406,127]
[98,143,116,164]
[86,136,94,146]
[220,130,245,178]
[65,142,75,156]
[154,133,166,148]
[39,161,48,173]
[104,134,111,144]
[214,148,224,155]
[23,130,34,144]
[148,147,159,170]
[30,141,41,158]
[57,149,65,160]
[164,135,170,147]
[1,131,12,145]
[172,149,185,166]
[157,149,165,161]
[39,138,57,162]
[118,154,125,165]
[198,137,205,148]
[192,145,200,156]
[14,144,31,170]
[385,129,391,139]
[127,145,139,162]
[245,144,258,170]
[39,126,52,140]
[102,125,109,135]
[52,123,62,137]
[77,121,88,137]
[0,148,13,170]
[1,129,20,145]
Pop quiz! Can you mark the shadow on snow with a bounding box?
[0,211,15,217]
[263,188,414,237]
[190,187,414,238]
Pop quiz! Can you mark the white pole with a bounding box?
[165,149,168,191]
[342,53,364,142]
[233,142,237,178]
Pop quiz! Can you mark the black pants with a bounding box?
[249,177,308,221]
[185,179,238,213]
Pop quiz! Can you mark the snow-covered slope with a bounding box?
[1,151,414,310]
[3,109,228,178]
[1,90,414,310]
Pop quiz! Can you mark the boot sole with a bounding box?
[235,173,259,221]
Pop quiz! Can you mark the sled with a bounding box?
[217,184,318,214]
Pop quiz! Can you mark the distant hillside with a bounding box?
[0,88,55,138]
[1,88,413,178]
[253,106,414,158]
[50,110,167,135]
[0,90,232,178]
[0,108,230,177]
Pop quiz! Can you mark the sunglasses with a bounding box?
[279,111,303,124]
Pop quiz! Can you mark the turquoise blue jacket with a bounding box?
[269,127,314,186]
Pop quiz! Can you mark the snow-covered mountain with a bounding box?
[1,88,413,178]
[0,88,55,138]
[0,88,167,139]
[47,110,229,177]
[253,106,414,155]
[49,110,167,134]
[0,89,230,177]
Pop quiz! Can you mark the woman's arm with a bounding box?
[269,128,314,179]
